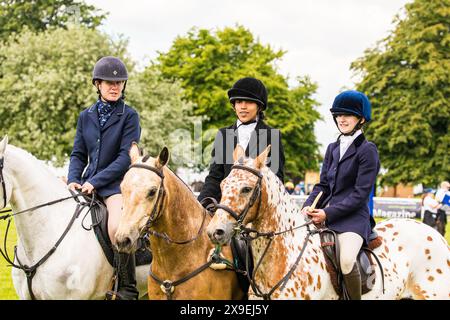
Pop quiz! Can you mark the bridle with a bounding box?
[129,163,166,230]
[128,162,238,299]
[204,164,263,232]
[0,185,100,299]
[207,164,318,300]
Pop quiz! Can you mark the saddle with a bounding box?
[81,194,152,267]
[319,228,383,299]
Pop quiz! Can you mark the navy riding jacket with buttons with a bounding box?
[302,134,380,244]
[67,99,141,198]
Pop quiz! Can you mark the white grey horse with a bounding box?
[0,136,149,299]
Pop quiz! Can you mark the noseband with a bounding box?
[210,164,263,228]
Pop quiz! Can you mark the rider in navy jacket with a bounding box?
[67,56,141,300]
[302,90,380,300]
[68,100,140,197]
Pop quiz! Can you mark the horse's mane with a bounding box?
[6,145,64,183]
[260,166,300,212]
[140,155,196,197]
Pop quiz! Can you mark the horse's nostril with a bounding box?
[214,229,225,237]
[117,237,132,251]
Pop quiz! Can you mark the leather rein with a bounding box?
[0,184,99,300]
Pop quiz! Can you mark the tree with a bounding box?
[0,25,129,165]
[126,66,195,170]
[157,25,321,176]
[351,0,449,187]
[0,0,106,42]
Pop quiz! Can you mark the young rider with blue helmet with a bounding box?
[301,90,380,300]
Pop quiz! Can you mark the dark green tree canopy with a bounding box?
[0,0,107,42]
[0,26,128,164]
[351,0,449,186]
[157,25,321,176]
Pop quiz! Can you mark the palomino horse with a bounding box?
[0,136,150,299]
[207,145,450,300]
[114,144,244,299]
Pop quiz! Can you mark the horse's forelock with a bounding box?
[142,154,151,163]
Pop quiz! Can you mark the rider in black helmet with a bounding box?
[67,56,141,300]
[198,77,285,298]
[198,76,285,204]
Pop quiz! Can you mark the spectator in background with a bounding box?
[299,181,305,194]
[293,183,304,195]
[435,181,450,206]
[421,191,445,236]
[285,181,295,194]
[368,185,375,218]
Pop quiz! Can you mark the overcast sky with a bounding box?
[85,0,411,154]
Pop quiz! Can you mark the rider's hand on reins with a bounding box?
[307,208,326,224]
[81,182,95,194]
[301,206,312,216]
[67,182,82,192]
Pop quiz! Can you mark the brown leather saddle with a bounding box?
[319,228,384,299]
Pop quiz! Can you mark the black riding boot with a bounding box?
[343,264,361,300]
[106,251,139,300]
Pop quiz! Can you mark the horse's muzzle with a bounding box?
[116,236,134,253]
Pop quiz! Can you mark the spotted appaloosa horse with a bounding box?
[114,144,244,300]
[207,145,450,300]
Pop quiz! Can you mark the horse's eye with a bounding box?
[147,188,157,198]
[241,187,253,194]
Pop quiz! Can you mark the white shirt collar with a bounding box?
[236,117,258,150]
[340,129,362,144]
[236,116,258,128]
[339,130,362,160]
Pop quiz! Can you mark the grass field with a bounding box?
[0,217,449,300]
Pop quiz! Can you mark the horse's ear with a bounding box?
[0,135,8,156]
[156,147,170,168]
[233,145,245,163]
[129,142,140,164]
[255,144,271,169]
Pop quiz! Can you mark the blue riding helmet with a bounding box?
[330,90,372,122]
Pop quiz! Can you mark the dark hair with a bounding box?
[258,109,265,120]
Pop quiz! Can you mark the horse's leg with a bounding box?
[11,267,28,300]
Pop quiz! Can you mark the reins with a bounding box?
[0,191,101,300]
[129,161,239,299]
[207,164,323,300]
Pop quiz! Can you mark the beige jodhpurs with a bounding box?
[337,232,363,274]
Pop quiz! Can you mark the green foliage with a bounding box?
[157,25,321,176]
[351,0,450,186]
[0,25,129,165]
[126,66,195,170]
[0,0,107,42]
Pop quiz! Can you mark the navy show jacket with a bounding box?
[67,99,141,197]
[303,134,380,244]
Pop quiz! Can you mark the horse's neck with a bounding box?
[151,169,210,270]
[251,171,320,290]
[5,147,76,255]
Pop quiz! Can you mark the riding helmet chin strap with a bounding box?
[333,116,363,137]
